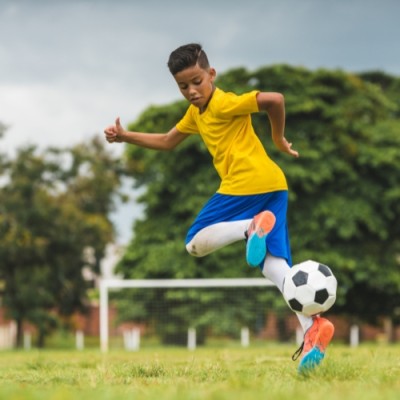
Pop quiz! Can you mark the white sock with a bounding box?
[186,219,251,257]
[262,254,313,334]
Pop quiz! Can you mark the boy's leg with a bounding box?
[186,220,250,257]
[185,209,276,258]
[262,255,334,374]
[185,192,282,258]
[262,255,313,333]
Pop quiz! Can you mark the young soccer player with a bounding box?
[104,43,334,373]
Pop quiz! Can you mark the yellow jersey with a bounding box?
[176,88,287,195]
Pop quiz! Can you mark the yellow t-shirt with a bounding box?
[175,88,287,195]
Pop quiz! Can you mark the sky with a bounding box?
[1,0,399,244]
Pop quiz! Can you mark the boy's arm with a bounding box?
[104,117,188,151]
[256,92,299,158]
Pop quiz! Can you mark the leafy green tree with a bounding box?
[248,66,400,323]
[0,135,124,347]
[115,66,400,342]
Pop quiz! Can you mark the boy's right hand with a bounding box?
[104,117,125,143]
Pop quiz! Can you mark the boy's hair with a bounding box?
[167,43,210,75]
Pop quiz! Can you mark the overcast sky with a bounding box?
[1,0,399,243]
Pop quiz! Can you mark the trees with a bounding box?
[116,66,400,335]
[249,67,400,322]
[0,135,124,347]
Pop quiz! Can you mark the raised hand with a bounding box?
[104,117,125,143]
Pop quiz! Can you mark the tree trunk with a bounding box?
[383,316,394,343]
[15,318,23,348]
[37,329,46,348]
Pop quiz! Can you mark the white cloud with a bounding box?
[1,83,109,151]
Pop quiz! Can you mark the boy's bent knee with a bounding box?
[186,242,206,257]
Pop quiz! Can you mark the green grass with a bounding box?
[0,344,399,400]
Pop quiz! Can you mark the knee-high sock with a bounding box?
[262,254,313,334]
[186,220,251,257]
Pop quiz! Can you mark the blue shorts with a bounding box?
[185,190,292,266]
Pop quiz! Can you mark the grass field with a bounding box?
[0,343,399,400]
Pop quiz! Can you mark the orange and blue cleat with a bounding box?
[245,210,276,267]
[293,316,335,375]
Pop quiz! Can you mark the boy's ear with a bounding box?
[209,67,217,81]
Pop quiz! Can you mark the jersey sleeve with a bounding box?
[175,106,199,134]
[216,90,260,117]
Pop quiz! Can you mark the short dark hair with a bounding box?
[167,43,210,75]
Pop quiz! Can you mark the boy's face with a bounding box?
[173,64,216,111]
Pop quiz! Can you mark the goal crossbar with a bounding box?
[99,278,274,352]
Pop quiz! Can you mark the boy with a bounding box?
[104,43,334,373]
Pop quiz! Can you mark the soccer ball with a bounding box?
[283,260,337,316]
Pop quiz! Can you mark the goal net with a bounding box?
[99,278,293,352]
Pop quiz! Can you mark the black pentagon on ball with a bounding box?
[288,298,303,312]
[314,288,329,304]
[318,263,332,277]
[292,270,308,287]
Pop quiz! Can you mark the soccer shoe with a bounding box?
[245,210,276,267]
[293,316,334,375]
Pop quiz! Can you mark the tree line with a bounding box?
[1,65,399,347]
[0,130,125,347]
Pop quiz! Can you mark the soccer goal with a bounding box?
[99,278,278,353]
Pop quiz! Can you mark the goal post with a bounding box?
[99,278,274,353]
